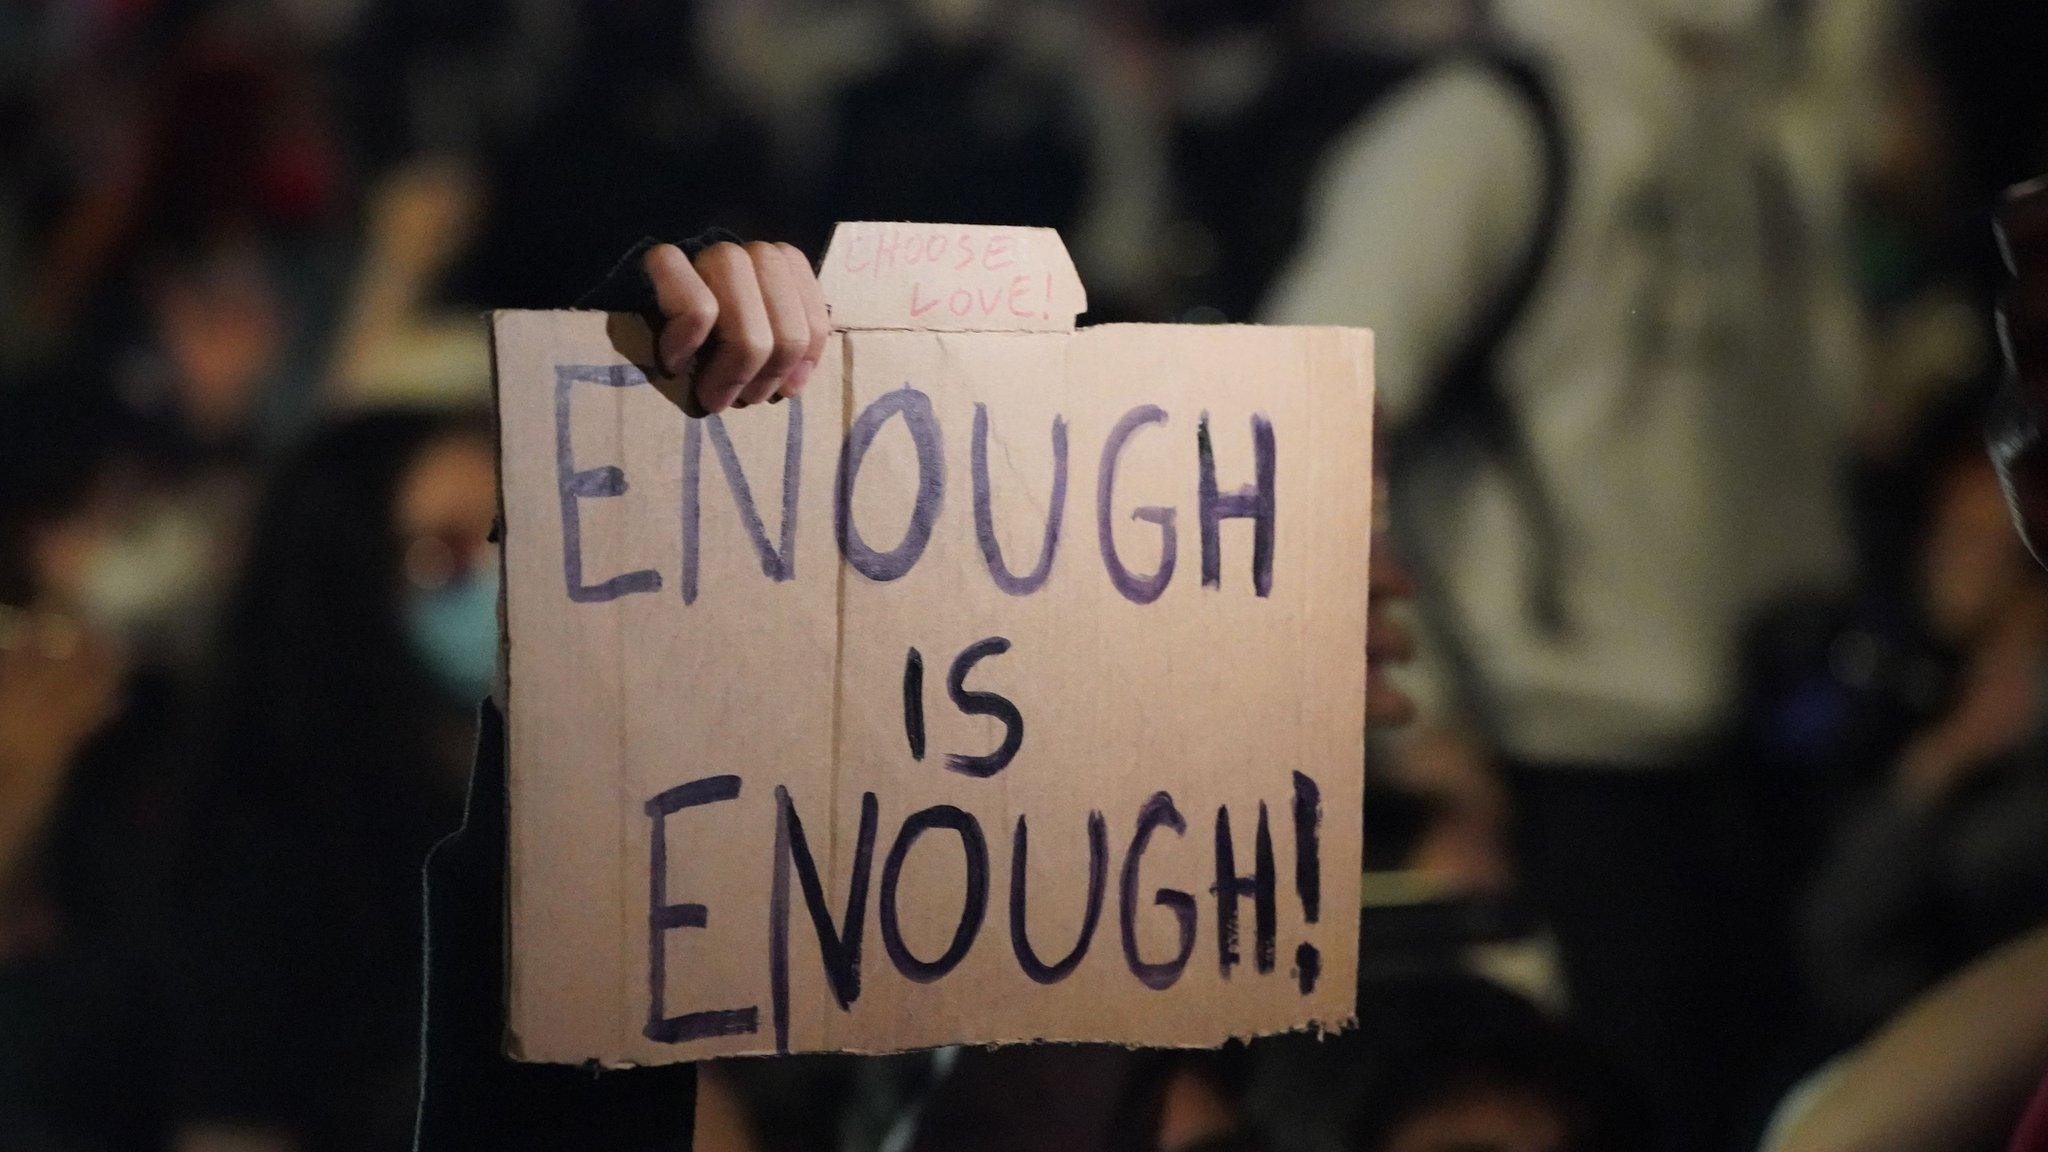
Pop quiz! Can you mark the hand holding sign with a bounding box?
[640,241,831,413]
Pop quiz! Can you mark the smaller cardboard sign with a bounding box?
[493,223,1374,1063]
[817,223,1085,331]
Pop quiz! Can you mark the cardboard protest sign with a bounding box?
[492,223,1373,1064]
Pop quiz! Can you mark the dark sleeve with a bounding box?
[574,229,746,312]
[414,700,696,1152]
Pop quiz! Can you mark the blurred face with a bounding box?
[19,462,214,647]
[396,431,499,703]
[151,238,286,445]
[396,433,497,580]
[1922,455,2035,643]
[1382,1087,1573,1152]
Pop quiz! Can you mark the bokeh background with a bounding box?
[3,2,2047,1151]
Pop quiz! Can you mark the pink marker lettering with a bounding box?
[843,233,872,275]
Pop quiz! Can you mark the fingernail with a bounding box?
[786,358,815,394]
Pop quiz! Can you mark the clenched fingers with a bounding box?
[776,242,830,397]
[642,243,719,385]
[739,242,815,406]
[638,239,830,414]
[693,242,775,413]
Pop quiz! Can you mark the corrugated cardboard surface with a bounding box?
[494,224,1372,1064]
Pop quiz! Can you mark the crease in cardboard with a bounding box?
[823,329,857,1054]
[612,377,639,1049]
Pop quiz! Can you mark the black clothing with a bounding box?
[0,672,186,1152]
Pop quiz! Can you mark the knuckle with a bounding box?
[697,241,748,272]
[732,332,774,371]
[774,241,812,269]
[641,242,686,276]
[668,298,716,336]
[679,303,718,342]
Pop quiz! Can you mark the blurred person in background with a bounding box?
[14,25,368,678]
[0,380,198,1151]
[1759,184,2048,1148]
[35,28,350,440]
[1763,920,2048,1152]
[1793,415,2048,1046]
[165,407,496,1152]
[1264,0,1883,1144]
[1987,166,2048,1152]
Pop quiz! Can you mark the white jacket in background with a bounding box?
[1266,0,1875,766]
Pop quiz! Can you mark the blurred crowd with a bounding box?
[3,1,2048,1151]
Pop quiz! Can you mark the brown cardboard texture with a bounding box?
[493,222,1373,1063]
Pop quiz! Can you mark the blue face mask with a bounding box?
[405,565,500,704]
